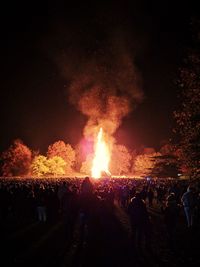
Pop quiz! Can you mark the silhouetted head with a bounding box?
[84,176,90,183]
[135,192,142,199]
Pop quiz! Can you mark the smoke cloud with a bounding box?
[67,44,143,140]
[47,4,144,142]
[54,34,144,140]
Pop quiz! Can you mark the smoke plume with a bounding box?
[48,5,144,142]
[68,45,143,140]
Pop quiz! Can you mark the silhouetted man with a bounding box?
[128,192,151,249]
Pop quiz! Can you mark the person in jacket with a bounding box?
[181,186,196,228]
[128,192,152,249]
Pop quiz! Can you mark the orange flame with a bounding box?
[91,128,111,179]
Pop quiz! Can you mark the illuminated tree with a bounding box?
[150,154,180,178]
[173,147,190,176]
[1,139,32,176]
[133,152,161,177]
[47,156,66,176]
[160,144,174,155]
[110,144,132,175]
[31,155,49,177]
[47,141,75,173]
[174,20,200,178]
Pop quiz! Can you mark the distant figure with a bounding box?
[147,188,154,207]
[140,186,147,202]
[62,185,78,242]
[121,185,130,209]
[35,186,47,223]
[81,177,94,195]
[57,181,68,212]
[181,186,196,228]
[130,185,136,199]
[128,192,151,249]
[79,177,94,243]
[163,193,180,249]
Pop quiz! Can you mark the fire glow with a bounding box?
[91,128,111,179]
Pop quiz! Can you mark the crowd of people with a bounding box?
[0,176,200,251]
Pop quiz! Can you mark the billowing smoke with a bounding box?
[65,42,143,140]
[47,5,144,143]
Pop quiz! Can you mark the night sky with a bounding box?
[0,1,198,153]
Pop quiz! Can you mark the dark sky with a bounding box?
[0,0,198,153]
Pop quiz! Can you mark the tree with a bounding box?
[47,156,66,176]
[31,155,67,177]
[47,141,75,174]
[133,152,161,177]
[31,155,49,177]
[173,147,190,177]
[1,139,32,176]
[174,20,200,178]
[160,144,174,155]
[110,144,132,175]
[150,155,180,179]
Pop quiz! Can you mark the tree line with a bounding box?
[0,139,182,178]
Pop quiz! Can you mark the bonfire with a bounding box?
[91,128,111,179]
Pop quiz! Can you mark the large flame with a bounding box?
[91,128,111,179]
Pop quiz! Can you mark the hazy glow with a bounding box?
[91,128,111,179]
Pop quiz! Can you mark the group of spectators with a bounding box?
[0,176,200,250]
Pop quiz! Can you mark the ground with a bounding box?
[1,201,200,267]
